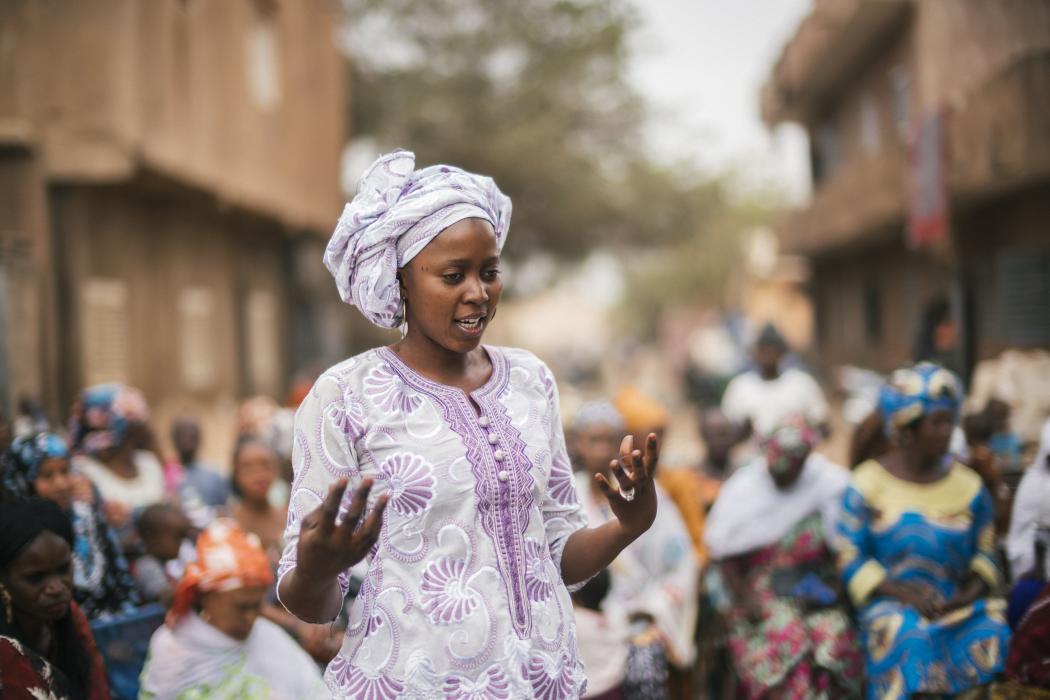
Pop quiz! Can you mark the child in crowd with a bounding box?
[134,503,196,606]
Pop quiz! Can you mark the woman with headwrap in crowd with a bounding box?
[571,401,698,699]
[0,496,110,699]
[704,415,864,698]
[277,150,660,698]
[2,432,139,620]
[68,383,165,530]
[838,363,1011,698]
[139,519,328,699]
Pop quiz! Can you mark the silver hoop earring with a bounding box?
[398,297,408,339]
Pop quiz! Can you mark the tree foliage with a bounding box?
[342,0,725,259]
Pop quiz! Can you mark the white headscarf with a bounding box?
[324,150,512,328]
[704,452,850,560]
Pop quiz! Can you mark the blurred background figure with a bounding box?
[839,363,1010,698]
[134,503,196,607]
[2,432,140,620]
[571,401,698,700]
[139,519,328,699]
[1007,419,1050,620]
[572,569,630,700]
[229,435,286,565]
[0,496,111,700]
[704,416,862,699]
[169,415,229,527]
[68,384,164,535]
[721,323,829,443]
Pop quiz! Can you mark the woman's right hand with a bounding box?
[295,478,388,580]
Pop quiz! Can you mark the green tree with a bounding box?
[343,0,715,258]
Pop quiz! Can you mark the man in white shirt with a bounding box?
[721,323,829,441]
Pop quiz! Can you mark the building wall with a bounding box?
[916,0,1050,113]
[812,240,955,372]
[0,0,345,232]
[52,184,290,458]
[958,184,1050,360]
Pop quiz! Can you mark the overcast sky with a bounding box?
[628,0,814,201]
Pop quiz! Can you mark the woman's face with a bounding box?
[573,423,621,477]
[400,218,502,355]
[911,408,954,463]
[767,445,810,490]
[199,584,267,641]
[235,443,278,502]
[0,531,74,624]
[33,458,74,511]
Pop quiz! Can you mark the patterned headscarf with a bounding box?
[571,401,626,434]
[324,149,513,329]
[879,362,961,438]
[169,519,274,625]
[68,383,150,457]
[1,432,70,498]
[761,415,820,478]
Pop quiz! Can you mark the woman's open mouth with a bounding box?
[454,314,486,337]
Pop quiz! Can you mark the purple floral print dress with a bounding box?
[278,346,590,699]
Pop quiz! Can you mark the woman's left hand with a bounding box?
[595,434,659,540]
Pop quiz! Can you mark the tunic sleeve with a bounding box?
[537,363,589,589]
[276,371,361,616]
[836,484,887,607]
[969,486,1002,589]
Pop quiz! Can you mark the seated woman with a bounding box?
[704,416,864,699]
[571,401,699,697]
[229,435,287,565]
[0,496,110,700]
[839,363,1012,698]
[139,518,328,699]
[68,384,165,531]
[1003,580,1050,693]
[2,432,140,619]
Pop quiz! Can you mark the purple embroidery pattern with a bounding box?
[329,658,406,700]
[526,652,576,700]
[546,451,578,508]
[379,453,435,517]
[442,664,512,699]
[420,557,480,625]
[524,539,554,603]
[365,365,424,414]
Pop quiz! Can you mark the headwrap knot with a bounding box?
[324,149,512,329]
[168,519,274,626]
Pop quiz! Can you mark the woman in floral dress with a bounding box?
[276,150,661,699]
[705,416,864,699]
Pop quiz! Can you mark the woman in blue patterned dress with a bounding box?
[837,363,1011,698]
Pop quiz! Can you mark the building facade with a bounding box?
[763,0,1050,378]
[0,0,349,447]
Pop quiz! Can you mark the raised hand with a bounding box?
[296,478,388,580]
[595,433,659,540]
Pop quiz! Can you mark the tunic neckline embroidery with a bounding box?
[378,345,539,639]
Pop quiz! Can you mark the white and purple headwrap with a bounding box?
[323,149,512,329]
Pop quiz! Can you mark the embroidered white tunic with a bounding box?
[278,346,589,699]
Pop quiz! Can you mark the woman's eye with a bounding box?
[483,269,501,280]
[443,273,464,283]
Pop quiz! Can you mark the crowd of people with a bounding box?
[1,148,1049,700]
